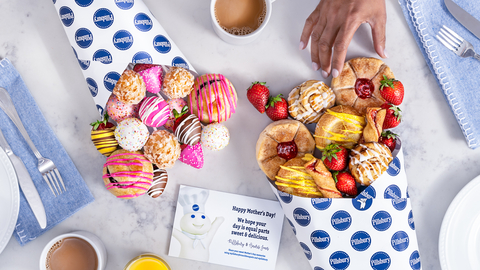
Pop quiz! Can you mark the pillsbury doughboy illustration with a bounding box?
[173,187,224,262]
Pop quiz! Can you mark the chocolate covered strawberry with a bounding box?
[379,130,398,152]
[334,171,357,196]
[321,144,348,171]
[380,75,404,105]
[265,94,288,121]
[90,112,118,156]
[381,103,402,129]
[247,81,270,113]
[179,142,204,169]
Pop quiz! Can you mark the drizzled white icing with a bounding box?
[349,142,392,184]
[288,81,335,124]
[174,114,202,145]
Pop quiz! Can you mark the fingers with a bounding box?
[317,22,340,77]
[300,6,321,50]
[370,16,387,58]
[331,23,360,78]
[310,19,326,72]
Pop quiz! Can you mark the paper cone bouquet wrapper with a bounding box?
[53,0,194,115]
[269,145,422,270]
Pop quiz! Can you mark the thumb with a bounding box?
[370,19,387,58]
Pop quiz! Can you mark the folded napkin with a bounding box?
[399,0,480,149]
[0,58,94,246]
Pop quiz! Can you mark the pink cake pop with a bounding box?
[106,94,139,123]
[138,66,163,94]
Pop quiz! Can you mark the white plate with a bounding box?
[0,147,20,254]
[439,175,480,270]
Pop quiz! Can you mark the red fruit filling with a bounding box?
[355,78,374,99]
[277,141,298,160]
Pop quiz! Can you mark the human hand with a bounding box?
[300,0,387,78]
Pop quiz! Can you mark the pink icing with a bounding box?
[179,142,204,169]
[138,96,170,127]
[138,66,163,94]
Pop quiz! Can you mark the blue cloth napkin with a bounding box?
[399,0,480,149]
[0,58,94,246]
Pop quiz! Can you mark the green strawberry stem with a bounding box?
[248,81,266,90]
[265,94,283,109]
[173,105,189,119]
[380,75,397,90]
[381,130,398,139]
[321,143,341,162]
[90,111,109,131]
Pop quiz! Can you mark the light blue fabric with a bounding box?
[399,0,480,149]
[0,58,94,246]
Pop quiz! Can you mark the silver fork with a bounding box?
[436,25,480,61]
[0,87,66,196]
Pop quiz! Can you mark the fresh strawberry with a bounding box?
[321,144,348,171]
[133,64,157,73]
[247,81,270,113]
[380,75,404,105]
[172,106,189,132]
[334,171,358,196]
[179,142,204,169]
[265,94,288,121]
[90,112,115,131]
[379,130,398,152]
[381,103,402,129]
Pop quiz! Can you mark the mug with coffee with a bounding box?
[210,0,276,45]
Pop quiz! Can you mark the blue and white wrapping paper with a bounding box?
[52,0,195,115]
[270,148,422,270]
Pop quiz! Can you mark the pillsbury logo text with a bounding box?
[104,72,120,92]
[93,8,114,29]
[358,186,376,200]
[299,242,312,260]
[113,30,134,51]
[293,208,310,227]
[93,49,113,64]
[86,78,98,97]
[350,231,371,251]
[134,13,153,32]
[115,0,134,10]
[172,56,189,69]
[192,204,199,211]
[132,51,153,64]
[391,231,409,251]
[408,210,415,230]
[392,197,407,211]
[310,230,330,249]
[329,251,350,270]
[59,6,74,27]
[331,211,352,231]
[387,157,401,176]
[372,211,392,231]
[311,198,331,210]
[153,35,171,54]
[75,28,93,49]
[278,190,293,203]
[370,252,391,270]
[409,251,421,270]
[78,59,90,70]
[384,185,401,200]
[75,0,93,7]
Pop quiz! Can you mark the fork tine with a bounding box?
[47,172,60,195]
[436,34,457,52]
[42,175,57,197]
[443,25,464,42]
[440,28,462,46]
[49,171,63,194]
[54,168,66,191]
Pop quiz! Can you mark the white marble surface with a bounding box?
[0,0,478,269]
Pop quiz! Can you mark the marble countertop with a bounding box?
[1,0,478,269]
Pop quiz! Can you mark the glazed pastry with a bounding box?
[162,67,194,99]
[90,113,118,156]
[349,142,393,186]
[201,123,230,151]
[173,106,202,146]
[113,69,146,104]
[137,65,163,94]
[143,130,181,169]
[256,119,316,180]
[274,156,323,198]
[189,74,238,124]
[288,80,335,124]
[114,118,149,151]
[106,94,139,123]
[363,107,386,143]
[138,96,170,127]
[102,149,153,199]
[331,57,394,115]
[314,105,366,149]
[147,165,168,198]
[303,154,342,198]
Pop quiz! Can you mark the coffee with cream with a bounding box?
[46,237,98,270]
[214,0,266,36]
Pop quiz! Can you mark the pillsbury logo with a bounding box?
[53,0,56,4]
[391,231,409,251]
[352,197,372,211]
[75,0,93,7]
[192,204,199,212]
[357,186,376,200]
[287,218,296,235]
[392,198,407,211]
[311,198,331,210]
[293,208,310,227]
[329,251,350,270]
[277,190,293,204]
[310,230,330,249]
[314,267,324,270]
[172,56,189,69]
[86,78,98,97]
[370,252,391,270]
[113,30,134,51]
[153,35,171,54]
[134,13,153,32]
[384,185,401,200]
[75,28,93,49]
[96,104,104,115]
[93,8,114,29]
[387,157,401,176]
[78,59,90,70]
[132,51,153,64]
[104,72,120,92]
[331,210,352,231]
[299,242,312,260]
[115,0,134,10]
[372,211,392,231]
[350,231,371,251]
[59,6,74,27]
[93,49,113,64]
[409,250,421,270]
[408,210,415,230]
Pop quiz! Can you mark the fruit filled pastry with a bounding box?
[302,154,342,198]
[256,119,315,180]
[288,80,335,124]
[113,70,146,105]
[102,149,153,199]
[331,57,394,115]
[314,105,366,149]
[362,107,386,143]
[274,156,323,198]
[349,142,393,186]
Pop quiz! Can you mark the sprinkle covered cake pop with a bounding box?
[113,69,146,104]
[138,96,170,127]
[201,123,230,151]
[162,67,194,99]
[114,118,149,151]
[143,130,181,169]
[106,94,139,123]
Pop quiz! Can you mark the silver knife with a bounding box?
[0,129,47,229]
[445,0,480,40]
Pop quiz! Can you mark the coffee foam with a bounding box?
[214,0,266,36]
[45,239,63,270]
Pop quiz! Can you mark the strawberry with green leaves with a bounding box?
[172,106,190,132]
[321,144,348,171]
[265,94,288,121]
[381,103,402,129]
[379,130,398,152]
[333,171,358,196]
[380,75,404,105]
[247,81,270,113]
[90,112,114,131]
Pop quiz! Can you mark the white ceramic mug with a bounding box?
[39,231,107,270]
[210,0,276,45]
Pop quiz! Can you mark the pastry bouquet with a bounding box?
[252,57,422,270]
[53,0,238,200]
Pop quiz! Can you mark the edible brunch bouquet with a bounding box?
[251,57,422,270]
[53,0,238,200]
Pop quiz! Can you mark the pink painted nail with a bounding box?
[321,70,328,78]
[312,62,319,71]
[332,69,339,78]
[299,41,305,50]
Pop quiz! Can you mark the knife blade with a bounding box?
[445,0,480,40]
[0,129,47,229]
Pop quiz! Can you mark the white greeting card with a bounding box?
[169,185,284,270]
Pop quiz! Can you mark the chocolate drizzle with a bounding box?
[147,165,168,198]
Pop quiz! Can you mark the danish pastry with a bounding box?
[349,142,393,186]
[362,107,386,143]
[303,154,342,198]
[287,80,335,124]
[274,156,323,198]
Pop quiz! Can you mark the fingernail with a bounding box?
[299,41,305,50]
[383,48,388,58]
[332,69,339,78]
[321,70,328,78]
[312,62,319,71]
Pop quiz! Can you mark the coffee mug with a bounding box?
[210,0,276,45]
[39,231,107,270]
